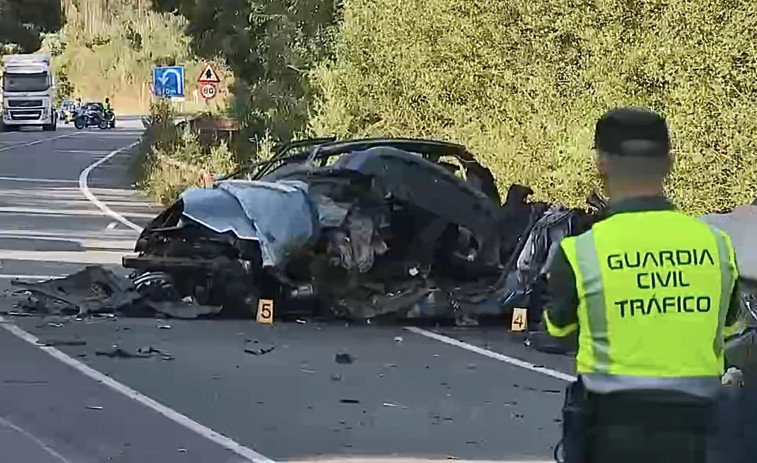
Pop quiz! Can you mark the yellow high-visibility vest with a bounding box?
[559,210,738,395]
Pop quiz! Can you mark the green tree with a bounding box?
[0,0,62,52]
[153,0,340,148]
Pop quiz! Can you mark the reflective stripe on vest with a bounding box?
[560,210,738,397]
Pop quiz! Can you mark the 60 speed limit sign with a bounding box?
[200,83,217,100]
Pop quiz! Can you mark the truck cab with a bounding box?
[0,54,57,132]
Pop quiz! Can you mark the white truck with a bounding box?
[0,54,57,132]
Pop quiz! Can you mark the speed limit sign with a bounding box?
[200,83,216,100]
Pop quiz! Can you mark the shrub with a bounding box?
[310,0,757,214]
[137,98,238,204]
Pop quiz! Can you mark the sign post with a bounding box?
[197,63,221,105]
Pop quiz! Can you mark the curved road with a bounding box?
[0,124,579,463]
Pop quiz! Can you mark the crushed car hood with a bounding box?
[180,179,320,267]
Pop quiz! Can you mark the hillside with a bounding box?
[45,0,228,114]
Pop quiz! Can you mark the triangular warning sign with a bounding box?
[197,63,220,83]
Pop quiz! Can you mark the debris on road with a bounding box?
[382,402,409,409]
[244,345,275,356]
[339,399,360,404]
[10,266,140,317]
[85,405,103,411]
[335,352,353,364]
[122,138,606,324]
[38,339,87,347]
[95,346,151,359]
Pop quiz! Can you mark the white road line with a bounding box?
[404,327,576,382]
[0,415,74,463]
[0,274,62,280]
[0,176,78,184]
[0,132,77,153]
[0,206,155,218]
[0,250,127,265]
[78,142,143,232]
[57,150,112,154]
[0,320,275,463]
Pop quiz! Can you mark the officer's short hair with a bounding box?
[595,107,672,179]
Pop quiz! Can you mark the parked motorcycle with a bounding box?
[74,102,109,130]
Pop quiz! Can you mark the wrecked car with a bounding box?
[123,138,604,322]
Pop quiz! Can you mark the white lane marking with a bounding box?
[57,150,112,154]
[78,142,143,232]
[0,415,74,463]
[76,140,278,462]
[0,320,276,463]
[0,206,155,218]
[0,133,77,153]
[0,250,127,265]
[404,327,576,382]
[0,176,78,184]
[0,274,62,280]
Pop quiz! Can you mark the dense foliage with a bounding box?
[310,0,757,213]
[0,0,62,53]
[153,0,339,148]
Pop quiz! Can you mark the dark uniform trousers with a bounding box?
[563,380,716,463]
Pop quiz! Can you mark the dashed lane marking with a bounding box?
[0,274,62,280]
[0,176,78,184]
[0,133,78,153]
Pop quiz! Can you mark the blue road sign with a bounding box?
[153,66,185,98]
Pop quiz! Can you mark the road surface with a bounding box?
[0,122,636,462]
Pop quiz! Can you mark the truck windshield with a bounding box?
[2,73,50,92]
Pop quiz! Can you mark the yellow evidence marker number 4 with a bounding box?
[510,308,528,332]
[256,299,274,324]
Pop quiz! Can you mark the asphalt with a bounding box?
[14,121,751,462]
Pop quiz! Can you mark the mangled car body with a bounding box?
[124,138,604,322]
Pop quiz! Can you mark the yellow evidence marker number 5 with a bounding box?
[510,308,527,332]
[256,299,274,324]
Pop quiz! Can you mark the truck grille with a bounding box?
[10,110,43,120]
[6,100,43,108]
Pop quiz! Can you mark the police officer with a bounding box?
[543,107,743,463]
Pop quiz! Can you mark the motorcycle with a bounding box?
[74,104,109,130]
[103,109,116,128]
